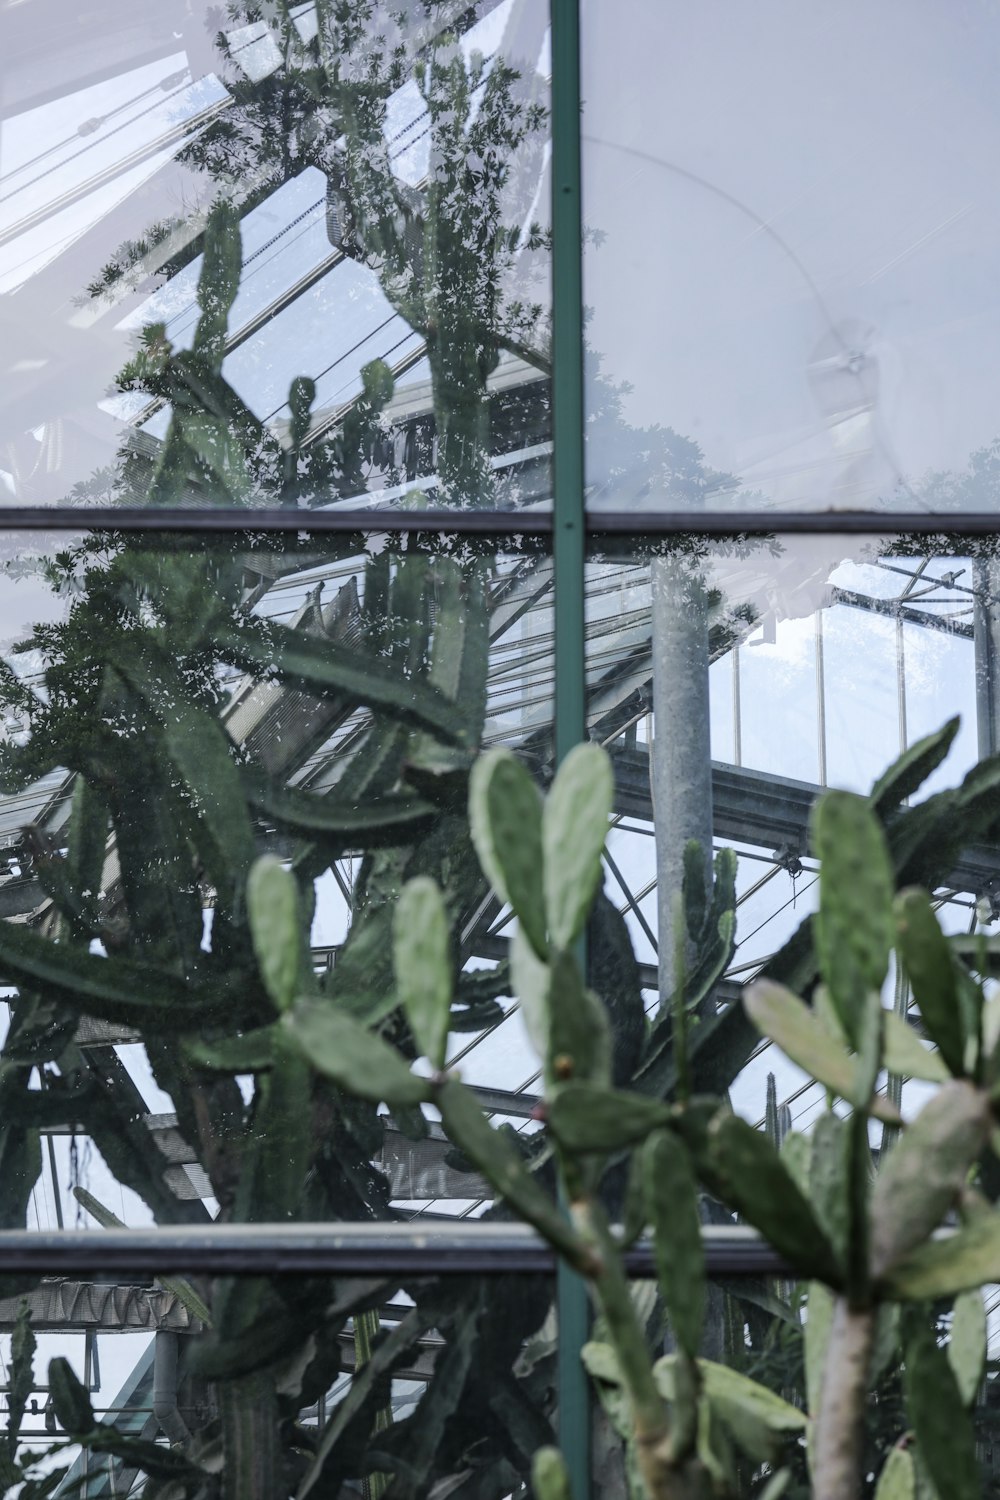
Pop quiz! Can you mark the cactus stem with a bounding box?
[812,1296,875,1500]
[569,1196,700,1499]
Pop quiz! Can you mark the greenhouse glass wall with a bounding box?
[3,1,1000,1495]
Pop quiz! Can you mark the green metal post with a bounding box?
[551,0,591,1495]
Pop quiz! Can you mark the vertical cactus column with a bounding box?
[650,555,714,1009]
[974,555,1000,760]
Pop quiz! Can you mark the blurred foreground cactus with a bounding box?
[264,729,1000,1499]
[265,743,801,1499]
[742,784,1000,1500]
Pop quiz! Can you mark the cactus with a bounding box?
[334,745,800,1499]
[272,731,1000,1500]
[9,0,1000,1489]
[743,787,1000,1500]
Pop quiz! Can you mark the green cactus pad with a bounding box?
[870,1079,991,1279]
[542,742,613,950]
[285,1001,432,1108]
[812,790,895,1048]
[468,748,546,956]
[395,877,452,1071]
[531,1446,573,1500]
[645,1130,704,1361]
[894,887,966,1076]
[248,856,303,1014]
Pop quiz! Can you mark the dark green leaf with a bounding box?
[217,618,468,745]
[248,856,304,1013]
[48,1357,96,1435]
[186,1025,278,1072]
[0,920,211,1026]
[298,1306,439,1497]
[547,1083,671,1153]
[812,790,895,1047]
[682,841,708,940]
[700,1111,842,1283]
[285,1002,431,1108]
[0,1117,41,1230]
[902,1307,979,1500]
[894,889,966,1075]
[7,1301,35,1448]
[870,718,960,815]
[245,770,435,842]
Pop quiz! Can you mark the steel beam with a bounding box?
[612,747,1000,893]
[0,1223,789,1277]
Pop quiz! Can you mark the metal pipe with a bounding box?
[732,642,742,767]
[153,1332,191,1447]
[815,609,828,786]
[0,1223,790,1276]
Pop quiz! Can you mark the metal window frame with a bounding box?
[0,507,995,535]
[3,0,1000,1488]
[0,1224,786,1278]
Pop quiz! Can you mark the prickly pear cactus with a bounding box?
[287,724,1000,1500]
[286,744,796,1500]
[741,755,1000,1500]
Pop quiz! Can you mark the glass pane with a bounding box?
[584,533,995,1117]
[2,1,551,512]
[0,529,553,1230]
[1,1270,556,1497]
[582,2,1000,515]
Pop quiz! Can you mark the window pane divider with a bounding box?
[0,1224,790,1278]
[0,507,996,536]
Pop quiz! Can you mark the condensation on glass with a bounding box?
[581,2,1000,515]
[1,1,551,512]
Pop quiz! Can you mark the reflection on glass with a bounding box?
[1,2,551,510]
[585,533,998,1105]
[0,1272,557,1496]
[0,530,556,1236]
[582,1,1000,514]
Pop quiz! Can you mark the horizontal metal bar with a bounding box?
[0,506,997,537]
[0,507,554,535]
[0,1224,787,1276]
[587,510,1000,536]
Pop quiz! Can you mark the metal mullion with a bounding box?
[551,0,590,1489]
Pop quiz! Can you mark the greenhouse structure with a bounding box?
[4,1,1000,1496]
